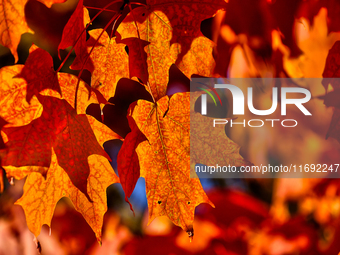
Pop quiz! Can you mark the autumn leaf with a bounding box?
[190,91,251,168]
[0,0,66,63]
[131,92,213,235]
[1,95,116,200]
[87,29,129,101]
[117,103,146,209]
[145,0,224,79]
[28,41,104,110]
[0,0,32,63]
[175,36,216,78]
[16,46,61,103]
[43,71,103,115]
[16,115,120,241]
[0,43,105,181]
[0,65,43,127]
[0,53,119,240]
[2,0,340,251]
[0,59,99,129]
[119,37,150,84]
[117,0,225,100]
[0,64,45,180]
[145,0,226,64]
[117,8,178,101]
[102,78,153,138]
[58,0,94,72]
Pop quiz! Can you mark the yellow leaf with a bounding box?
[0,0,66,62]
[41,72,102,114]
[16,150,119,241]
[0,0,32,62]
[176,36,216,78]
[132,92,213,234]
[16,116,120,241]
[117,0,225,100]
[0,65,42,126]
[87,29,129,100]
[117,9,177,101]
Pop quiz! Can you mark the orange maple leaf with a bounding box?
[131,92,213,235]
[0,65,43,127]
[0,59,121,238]
[146,0,226,64]
[0,64,121,240]
[176,36,217,78]
[1,95,116,200]
[0,62,99,130]
[42,71,103,114]
[86,29,129,101]
[0,46,105,180]
[15,115,120,241]
[0,0,32,63]
[0,0,65,62]
[117,0,226,100]
[117,9,178,101]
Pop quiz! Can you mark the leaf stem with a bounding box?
[129,2,147,7]
[84,6,117,13]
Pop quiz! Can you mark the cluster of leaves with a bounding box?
[0,0,253,242]
[2,0,340,252]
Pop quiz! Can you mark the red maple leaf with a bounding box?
[16,47,61,103]
[119,37,150,84]
[2,95,110,200]
[117,103,146,209]
[58,0,94,72]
